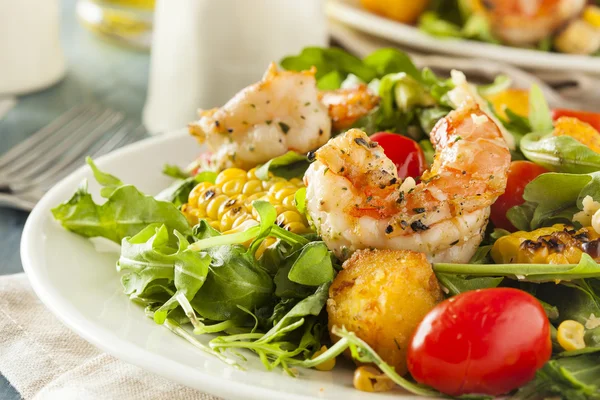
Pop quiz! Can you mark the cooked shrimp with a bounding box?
[475,0,586,46]
[319,85,380,131]
[189,63,332,170]
[304,102,511,263]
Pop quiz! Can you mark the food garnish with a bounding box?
[52,47,600,399]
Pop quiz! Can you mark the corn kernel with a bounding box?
[215,168,246,185]
[220,178,246,196]
[182,167,312,255]
[557,320,586,351]
[353,366,395,392]
[311,346,336,371]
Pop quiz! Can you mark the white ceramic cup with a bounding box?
[0,0,66,95]
[143,0,328,134]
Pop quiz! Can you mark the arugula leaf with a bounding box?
[258,282,329,344]
[52,180,191,243]
[507,201,537,231]
[162,164,190,180]
[528,85,554,134]
[191,244,274,321]
[192,220,221,240]
[152,230,211,324]
[521,133,600,173]
[436,273,504,296]
[515,353,600,399]
[274,261,315,299]
[507,172,600,230]
[362,48,421,82]
[255,152,309,181]
[537,280,600,328]
[117,224,177,299]
[287,242,334,286]
[469,244,493,264]
[86,158,124,198]
[280,47,377,86]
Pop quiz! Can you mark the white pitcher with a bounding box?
[143,0,328,134]
[0,0,66,95]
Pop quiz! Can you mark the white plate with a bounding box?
[21,130,423,400]
[326,0,600,74]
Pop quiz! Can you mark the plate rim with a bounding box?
[327,0,600,73]
[20,130,324,400]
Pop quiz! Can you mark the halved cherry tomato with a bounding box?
[407,288,551,397]
[490,161,548,231]
[552,109,600,133]
[370,132,427,180]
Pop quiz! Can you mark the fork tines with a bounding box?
[0,104,147,209]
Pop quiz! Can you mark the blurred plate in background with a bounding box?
[326,0,600,74]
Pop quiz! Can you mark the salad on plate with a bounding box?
[360,0,600,56]
[52,46,600,398]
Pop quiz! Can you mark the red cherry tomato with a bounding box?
[490,161,548,231]
[370,132,427,180]
[407,288,551,397]
[552,109,600,132]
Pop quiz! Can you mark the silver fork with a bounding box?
[0,105,147,211]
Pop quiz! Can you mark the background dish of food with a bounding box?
[326,0,600,73]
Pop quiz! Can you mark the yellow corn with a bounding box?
[353,366,395,392]
[181,168,311,256]
[583,5,600,29]
[491,224,600,265]
[553,117,600,154]
[557,320,586,351]
[311,345,336,371]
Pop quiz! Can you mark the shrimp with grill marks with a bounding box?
[304,102,511,263]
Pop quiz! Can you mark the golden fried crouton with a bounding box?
[327,249,444,376]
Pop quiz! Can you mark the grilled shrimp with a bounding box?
[189,63,332,170]
[476,0,586,46]
[319,85,380,131]
[304,102,511,263]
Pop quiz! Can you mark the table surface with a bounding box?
[0,0,149,397]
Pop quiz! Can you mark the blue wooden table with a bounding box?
[0,0,149,397]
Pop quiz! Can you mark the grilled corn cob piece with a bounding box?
[491,224,600,264]
[181,167,310,236]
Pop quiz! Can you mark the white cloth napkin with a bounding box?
[0,273,221,400]
[329,21,599,112]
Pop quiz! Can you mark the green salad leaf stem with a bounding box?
[332,327,441,397]
[434,254,600,282]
